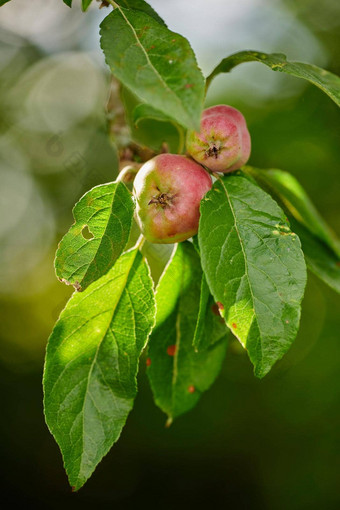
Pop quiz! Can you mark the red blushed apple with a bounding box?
[133,154,212,244]
[186,105,251,172]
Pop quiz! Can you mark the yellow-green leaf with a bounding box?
[44,248,155,490]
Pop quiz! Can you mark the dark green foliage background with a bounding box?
[0,0,339,508]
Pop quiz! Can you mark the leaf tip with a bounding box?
[70,479,85,492]
[254,364,270,379]
[165,416,173,428]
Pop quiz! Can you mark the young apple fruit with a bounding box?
[186,105,251,172]
[133,154,212,244]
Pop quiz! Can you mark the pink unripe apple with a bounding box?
[186,105,251,172]
[133,154,212,244]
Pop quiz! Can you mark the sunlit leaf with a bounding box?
[55,181,134,291]
[199,172,307,378]
[44,248,156,490]
[100,7,205,130]
[147,242,228,422]
[206,51,340,107]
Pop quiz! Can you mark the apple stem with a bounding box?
[106,0,118,8]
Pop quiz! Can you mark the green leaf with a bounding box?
[192,238,229,350]
[290,219,340,294]
[0,0,11,5]
[193,274,228,351]
[121,87,182,153]
[44,248,156,490]
[115,0,166,25]
[198,172,307,378]
[193,274,210,349]
[244,167,340,293]
[206,51,340,108]
[55,181,134,292]
[100,7,205,130]
[133,103,174,125]
[63,0,91,7]
[82,0,92,11]
[246,167,340,257]
[147,242,228,422]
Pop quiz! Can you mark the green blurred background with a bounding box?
[0,0,339,508]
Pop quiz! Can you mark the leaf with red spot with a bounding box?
[166,344,177,356]
[147,242,228,422]
[199,172,307,378]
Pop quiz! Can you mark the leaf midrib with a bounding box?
[76,249,138,487]
[81,183,127,286]
[115,6,190,124]
[56,186,116,282]
[219,179,260,360]
[170,246,182,419]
